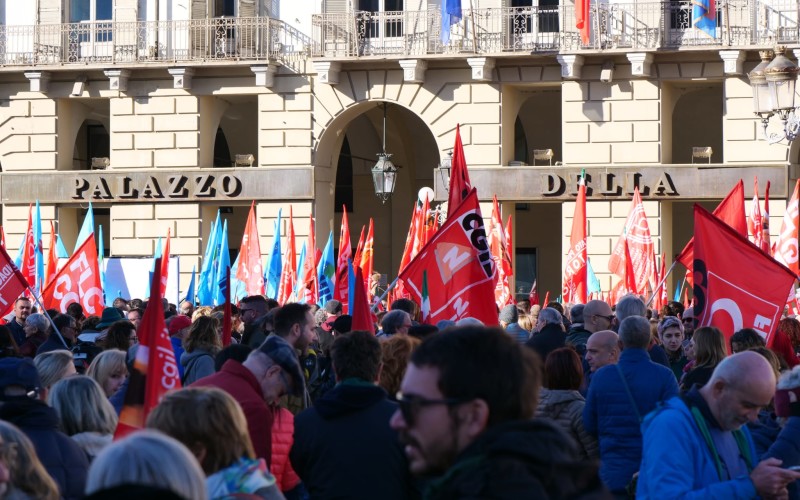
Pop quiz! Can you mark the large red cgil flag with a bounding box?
[692,204,796,351]
[115,258,181,439]
[159,229,171,297]
[774,179,800,275]
[447,125,472,219]
[41,235,104,316]
[236,201,265,296]
[400,188,497,326]
[563,176,588,304]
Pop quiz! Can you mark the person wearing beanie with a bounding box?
[499,304,529,344]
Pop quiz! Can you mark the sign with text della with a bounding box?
[400,188,498,326]
[692,204,795,350]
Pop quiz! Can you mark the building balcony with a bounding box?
[311,1,800,59]
[0,17,312,69]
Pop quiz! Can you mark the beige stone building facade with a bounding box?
[0,0,797,301]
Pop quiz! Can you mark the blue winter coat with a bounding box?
[583,348,679,492]
[636,396,758,499]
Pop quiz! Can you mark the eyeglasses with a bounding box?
[395,392,467,427]
[594,314,615,323]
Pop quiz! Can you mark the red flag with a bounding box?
[658,253,668,310]
[677,180,746,269]
[159,229,171,297]
[19,205,35,290]
[563,177,588,303]
[41,236,104,316]
[334,207,352,313]
[350,266,374,333]
[236,202,265,296]
[763,181,772,255]
[115,258,182,439]
[222,268,232,347]
[399,189,497,325]
[609,188,654,295]
[529,279,539,306]
[0,226,5,248]
[775,179,800,275]
[489,196,513,309]
[394,201,423,303]
[624,236,637,294]
[360,219,374,301]
[277,206,297,305]
[749,178,764,251]
[447,125,472,218]
[44,221,58,287]
[543,291,551,307]
[0,245,30,317]
[300,216,318,304]
[693,204,796,351]
[576,0,590,45]
[352,226,365,273]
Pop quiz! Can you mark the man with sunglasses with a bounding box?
[390,326,606,498]
[291,331,416,499]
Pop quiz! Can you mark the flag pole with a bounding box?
[371,276,399,312]
[646,260,678,308]
[26,287,68,349]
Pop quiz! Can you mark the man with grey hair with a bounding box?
[583,315,679,496]
[377,310,412,338]
[637,352,800,498]
[613,294,669,368]
[19,313,50,358]
[525,307,566,362]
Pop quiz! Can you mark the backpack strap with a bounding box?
[615,364,642,423]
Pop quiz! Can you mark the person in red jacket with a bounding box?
[193,335,305,467]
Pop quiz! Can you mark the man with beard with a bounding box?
[273,303,317,413]
[390,326,607,498]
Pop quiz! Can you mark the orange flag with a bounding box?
[360,219,374,301]
[489,196,514,308]
[277,206,297,305]
[334,207,352,313]
[44,221,58,287]
[609,187,653,295]
[159,229,171,297]
[300,216,318,305]
[115,258,181,439]
[447,124,472,218]
[624,236,637,294]
[236,202,265,296]
[749,178,764,250]
[563,176,588,304]
[41,236,104,316]
[353,226,365,273]
[775,179,800,275]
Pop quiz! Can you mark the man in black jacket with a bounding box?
[290,330,417,500]
[0,358,88,500]
[391,326,607,499]
[526,307,568,363]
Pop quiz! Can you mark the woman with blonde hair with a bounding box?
[33,350,76,390]
[48,376,118,461]
[0,420,59,500]
[86,349,127,398]
[146,387,282,499]
[180,316,221,385]
[680,326,727,391]
[378,335,421,399]
[85,430,206,499]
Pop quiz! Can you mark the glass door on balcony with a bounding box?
[357,0,404,55]
[69,0,113,61]
[508,0,559,50]
[213,0,237,57]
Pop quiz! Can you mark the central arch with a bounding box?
[314,99,440,282]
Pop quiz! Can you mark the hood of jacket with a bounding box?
[180,349,212,367]
[313,379,388,420]
[0,398,59,430]
[539,388,585,407]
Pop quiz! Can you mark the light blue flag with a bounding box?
[441,0,462,44]
[33,201,44,294]
[98,224,106,303]
[184,266,196,305]
[55,235,68,259]
[673,279,683,303]
[294,243,307,303]
[14,232,24,268]
[198,211,221,306]
[317,231,335,307]
[75,202,94,254]
[587,257,601,295]
[229,254,247,303]
[213,220,230,307]
[265,210,282,300]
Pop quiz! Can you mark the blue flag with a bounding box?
[198,211,221,306]
[55,234,68,258]
[317,231,335,307]
[184,265,196,305]
[75,202,94,254]
[347,258,356,310]
[214,220,231,307]
[265,210,282,300]
[587,258,601,295]
[692,0,716,38]
[229,254,247,303]
[441,0,462,44]
[673,279,683,303]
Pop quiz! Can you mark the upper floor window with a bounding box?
[70,0,112,22]
[214,0,236,17]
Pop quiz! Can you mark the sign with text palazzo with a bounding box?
[400,189,498,326]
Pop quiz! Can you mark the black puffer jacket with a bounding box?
[0,398,89,500]
[424,419,610,500]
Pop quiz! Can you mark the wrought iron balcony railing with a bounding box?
[0,17,312,67]
[311,0,800,58]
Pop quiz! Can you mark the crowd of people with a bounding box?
[0,292,797,499]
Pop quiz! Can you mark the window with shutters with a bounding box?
[69,0,113,58]
[70,0,112,22]
[358,0,404,39]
